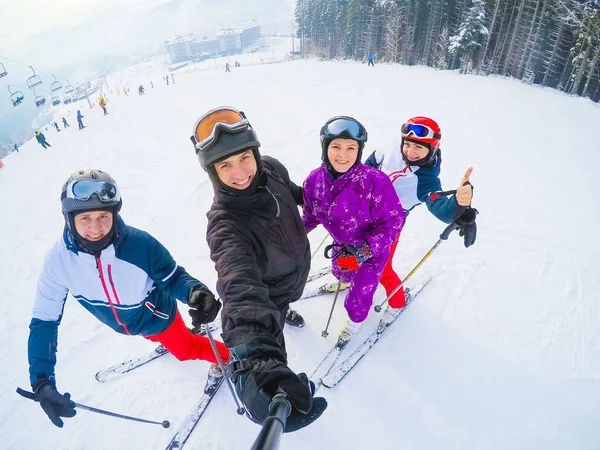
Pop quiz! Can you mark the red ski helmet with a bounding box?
[400,116,441,166]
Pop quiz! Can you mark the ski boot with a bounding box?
[317,280,351,295]
[285,308,305,328]
[377,288,412,333]
[205,363,224,395]
[336,319,362,350]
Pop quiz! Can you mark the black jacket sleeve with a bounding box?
[206,215,287,363]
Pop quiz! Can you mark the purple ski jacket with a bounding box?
[302,163,405,322]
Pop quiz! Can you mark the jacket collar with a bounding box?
[63,215,127,254]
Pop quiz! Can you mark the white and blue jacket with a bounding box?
[365,141,458,224]
[28,217,204,385]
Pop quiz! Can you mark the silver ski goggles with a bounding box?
[66,180,120,202]
[323,117,368,142]
[192,107,250,153]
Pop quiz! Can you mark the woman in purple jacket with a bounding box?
[303,116,406,344]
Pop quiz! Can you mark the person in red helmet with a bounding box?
[364,116,478,323]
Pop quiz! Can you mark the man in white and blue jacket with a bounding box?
[364,116,477,321]
[28,169,230,428]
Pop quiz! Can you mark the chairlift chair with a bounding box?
[33,89,46,107]
[64,79,74,94]
[50,74,62,92]
[63,96,72,105]
[27,66,42,89]
[0,63,7,78]
[8,85,24,107]
[51,94,61,106]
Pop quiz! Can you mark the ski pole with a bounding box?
[16,387,170,428]
[250,392,291,450]
[321,280,342,338]
[374,222,459,312]
[311,232,330,260]
[204,325,245,415]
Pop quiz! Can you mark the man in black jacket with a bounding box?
[191,106,326,432]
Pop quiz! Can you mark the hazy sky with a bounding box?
[0,0,167,49]
[0,0,296,146]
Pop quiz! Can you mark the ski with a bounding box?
[306,266,332,283]
[309,344,345,390]
[165,374,224,449]
[95,319,221,382]
[321,279,431,388]
[300,280,350,300]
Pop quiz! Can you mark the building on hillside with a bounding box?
[165,21,262,63]
[192,37,221,59]
[165,35,194,64]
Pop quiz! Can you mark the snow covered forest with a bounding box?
[295,0,600,101]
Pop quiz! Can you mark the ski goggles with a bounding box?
[192,107,249,153]
[65,180,120,202]
[401,123,441,140]
[322,117,368,142]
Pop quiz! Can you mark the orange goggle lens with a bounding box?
[194,109,245,143]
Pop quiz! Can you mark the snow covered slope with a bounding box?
[1,54,599,450]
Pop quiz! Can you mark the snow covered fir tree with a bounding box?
[295,0,600,101]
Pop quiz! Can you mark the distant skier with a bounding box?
[62,117,69,128]
[76,110,85,129]
[13,143,19,152]
[138,84,145,95]
[368,53,374,67]
[165,75,169,85]
[364,116,478,321]
[53,122,61,132]
[99,97,107,115]
[35,131,51,149]
[150,80,154,88]
[225,62,230,72]
[302,116,404,344]
[191,106,327,431]
[26,169,229,428]
[170,74,175,84]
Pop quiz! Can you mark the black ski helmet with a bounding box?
[320,116,368,172]
[191,106,261,172]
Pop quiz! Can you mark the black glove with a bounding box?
[454,207,478,248]
[188,286,221,327]
[33,378,77,428]
[232,353,327,432]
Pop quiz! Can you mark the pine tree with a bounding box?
[449,0,489,73]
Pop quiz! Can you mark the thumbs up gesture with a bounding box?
[456,167,473,206]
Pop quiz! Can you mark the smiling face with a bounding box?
[327,138,359,173]
[73,210,114,241]
[402,139,430,162]
[214,149,258,190]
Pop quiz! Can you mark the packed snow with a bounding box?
[1,40,599,450]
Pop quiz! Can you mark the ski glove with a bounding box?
[454,207,478,248]
[188,286,221,327]
[233,358,327,433]
[33,378,76,428]
[337,242,373,271]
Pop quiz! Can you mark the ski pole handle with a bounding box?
[440,222,460,240]
[16,387,170,428]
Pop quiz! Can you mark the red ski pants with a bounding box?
[379,233,407,308]
[144,310,230,364]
